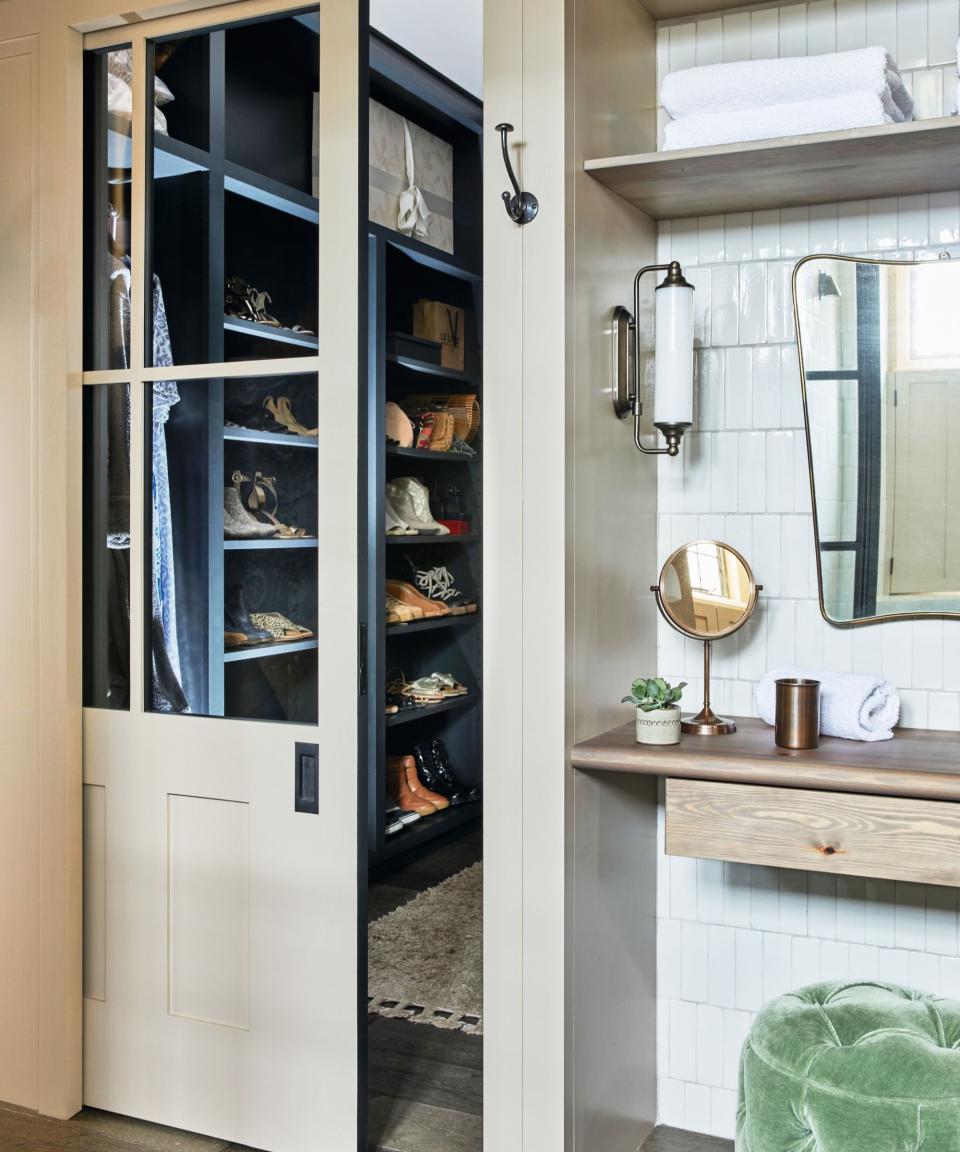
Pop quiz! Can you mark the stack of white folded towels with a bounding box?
[661,46,914,151]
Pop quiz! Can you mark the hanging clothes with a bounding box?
[107,253,188,713]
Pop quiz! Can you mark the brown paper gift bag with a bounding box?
[413,300,465,372]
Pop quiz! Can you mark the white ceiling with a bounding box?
[370,0,483,99]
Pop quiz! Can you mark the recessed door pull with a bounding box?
[295,742,320,814]
[495,123,539,225]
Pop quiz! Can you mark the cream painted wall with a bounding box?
[370,0,482,96]
[0,0,83,1120]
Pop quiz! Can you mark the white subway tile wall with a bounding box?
[651,4,960,1135]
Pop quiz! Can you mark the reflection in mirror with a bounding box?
[660,540,754,638]
[794,254,960,624]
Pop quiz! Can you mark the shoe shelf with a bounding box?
[365,45,483,864]
[223,160,319,225]
[108,115,209,181]
[370,222,481,284]
[224,637,319,663]
[224,426,318,449]
[223,315,319,349]
[373,801,482,867]
[385,693,478,727]
[385,445,478,463]
[386,612,480,636]
[386,533,480,545]
[224,538,318,551]
[385,353,480,387]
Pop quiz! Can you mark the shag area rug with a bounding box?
[368,862,482,1034]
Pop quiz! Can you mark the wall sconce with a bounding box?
[612,261,694,457]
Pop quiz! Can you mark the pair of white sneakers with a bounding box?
[385,476,450,536]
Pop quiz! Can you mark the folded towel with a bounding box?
[661,47,914,121]
[756,666,900,742]
[662,92,903,151]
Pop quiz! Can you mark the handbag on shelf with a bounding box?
[405,393,480,444]
[385,401,414,448]
[426,411,455,452]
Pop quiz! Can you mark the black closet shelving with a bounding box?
[364,34,484,863]
[83,12,323,723]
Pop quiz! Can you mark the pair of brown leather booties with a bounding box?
[387,754,450,816]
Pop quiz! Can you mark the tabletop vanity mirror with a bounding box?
[652,540,761,735]
[793,254,960,625]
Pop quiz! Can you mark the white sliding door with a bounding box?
[80,3,360,1149]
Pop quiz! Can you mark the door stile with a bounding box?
[127,33,147,713]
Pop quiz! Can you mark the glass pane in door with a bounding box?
[83,383,130,708]
[147,9,319,368]
[83,45,134,371]
[146,373,319,722]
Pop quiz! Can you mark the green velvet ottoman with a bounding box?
[737,982,960,1152]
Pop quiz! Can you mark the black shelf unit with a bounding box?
[386,444,479,462]
[364,36,483,864]
[374,803,482,866]
[83,13,322,723]
[386,611,480,637]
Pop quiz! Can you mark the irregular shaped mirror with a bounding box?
[793,254,960,624]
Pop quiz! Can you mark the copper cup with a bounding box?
[775,678,820,750]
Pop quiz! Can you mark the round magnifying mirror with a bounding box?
[653,540,761,735]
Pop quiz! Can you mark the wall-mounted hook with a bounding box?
[495,123,539,226]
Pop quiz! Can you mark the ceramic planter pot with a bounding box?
[635,705,681,746]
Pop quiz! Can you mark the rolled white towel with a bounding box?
[662,92,903,151]
[756,666,900,742]
[661,46,914,122]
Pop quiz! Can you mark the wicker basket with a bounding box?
[406,393,480,443]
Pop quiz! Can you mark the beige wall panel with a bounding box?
[482,0,525,1143]
[168,796,250,1029]
[568,0,659,1147]
[0,709,39,1108]
[0,44,37,712]
[82,785,106,1002]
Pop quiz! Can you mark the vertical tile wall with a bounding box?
[651,2,960,1139]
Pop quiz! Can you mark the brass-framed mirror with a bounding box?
[652,540,761,735]
[793,252,960,625]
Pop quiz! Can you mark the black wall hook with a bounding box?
[495,123,539,226]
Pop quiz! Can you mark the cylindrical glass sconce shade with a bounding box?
[653,282,695,425]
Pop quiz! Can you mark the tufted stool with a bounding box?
[737,981,960,1151]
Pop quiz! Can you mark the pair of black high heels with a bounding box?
[411,739,480,806]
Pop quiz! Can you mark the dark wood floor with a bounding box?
[0,1101,259,1151]
[367,827,483,1152]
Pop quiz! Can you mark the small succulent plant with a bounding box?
[622,677,686,712]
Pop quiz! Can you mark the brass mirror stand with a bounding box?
[686,639,733,735]
[652,540,762,736]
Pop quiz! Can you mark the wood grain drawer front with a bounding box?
[665,777,960,887]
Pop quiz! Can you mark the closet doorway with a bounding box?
[361,9,484,1151]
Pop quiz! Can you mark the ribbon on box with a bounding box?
[397,118,432,241]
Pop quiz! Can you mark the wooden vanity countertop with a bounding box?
[571,716,960,801]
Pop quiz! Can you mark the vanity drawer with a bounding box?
[665,777,960,887]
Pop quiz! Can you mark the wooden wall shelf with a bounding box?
[585,117,960,220]
[572,716,960,802]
